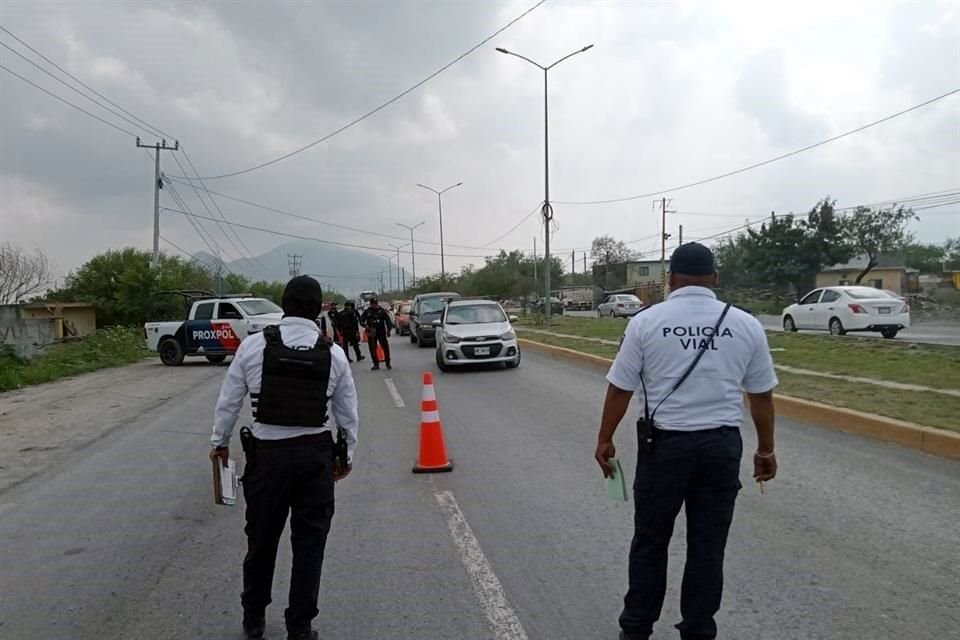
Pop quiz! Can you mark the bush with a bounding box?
[0,327,146,392]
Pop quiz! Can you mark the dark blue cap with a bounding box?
[669,242,716,276]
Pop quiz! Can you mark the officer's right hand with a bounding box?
[594,441,617,478]
[334,461,352,481]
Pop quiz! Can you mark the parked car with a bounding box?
[410,292,461,347]
[394,300,413,336]
[781,286,911,339]
[533,296,564,316]
[597,294,643,318]
[145,295,282,365]
[433,299,521,371]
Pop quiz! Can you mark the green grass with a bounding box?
[516,321,960,432]
[515,315,628,341]
[0,327,147,392]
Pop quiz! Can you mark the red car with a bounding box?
[394,301,413,336]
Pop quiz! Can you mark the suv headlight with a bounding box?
[499,330,516,341]
[443,332,462,344]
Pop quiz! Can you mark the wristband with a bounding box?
[755,450,775,458]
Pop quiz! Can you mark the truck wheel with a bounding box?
[205,354,227,364]
[159,338,185,366]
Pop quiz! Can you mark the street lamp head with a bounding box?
[581,44,595,52]
[496,47,510,54]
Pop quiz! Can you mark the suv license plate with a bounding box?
[879,307,891,314]
[475,347,490,356]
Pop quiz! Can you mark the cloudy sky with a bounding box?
[1,0,958,282]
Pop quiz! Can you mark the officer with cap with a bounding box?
[209,275,359,640]
[595,242,779,640]
[337,300,365,363]
[359,297,394,371]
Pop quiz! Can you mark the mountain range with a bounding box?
[193,240,409,296]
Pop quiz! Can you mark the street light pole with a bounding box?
[388,242,409,292]
[395,221,425,287]
[496,44,594,321]
[417,182,463,285]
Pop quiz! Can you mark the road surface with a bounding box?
[1,341,957,639]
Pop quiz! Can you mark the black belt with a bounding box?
[253,432,333,449]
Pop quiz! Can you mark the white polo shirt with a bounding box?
[210,316,360,460]
[606,286,778,431]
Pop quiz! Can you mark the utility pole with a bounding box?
[679,224,684,245]
[497,44,593,321]
[655,197,674,301]
[136,137,179,268]
[571,250,576,275]
[388,243,408,292]
[533,236,538,292]
[583,252,587,274]
[287,254,302,277]
[396,221,425,286]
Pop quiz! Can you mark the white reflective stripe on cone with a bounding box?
[421,410,441,423]
[422,384,437,402]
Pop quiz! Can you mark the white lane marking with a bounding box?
[434,490,529,640]
[384,378,406,408]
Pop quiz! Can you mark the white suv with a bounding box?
[433,299,521,371]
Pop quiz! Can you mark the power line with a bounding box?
[164,181,236,262]
[160,207,500,259]
[555,88,960,206]
[480,202,544,248]
[162,176,497,251]
[168,0,548,181]
[0,25,174,139]
[0,62,139,137]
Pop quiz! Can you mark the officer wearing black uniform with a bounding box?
[359,297,394,370]
[595,243,779,640]
[337,300,365,363]
[210,276,359,640]
[327,302,342,345]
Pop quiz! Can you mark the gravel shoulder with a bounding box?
[0,358,225,498]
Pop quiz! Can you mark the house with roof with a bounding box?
[815,255,919,295]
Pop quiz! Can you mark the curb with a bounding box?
[518,337,960,461]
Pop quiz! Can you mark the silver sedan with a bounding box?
[597,294,644,318]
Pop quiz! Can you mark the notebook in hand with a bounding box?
[605,458,628,502]
[212,458,238,506]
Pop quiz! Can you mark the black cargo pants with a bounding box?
[367,329,391,366]
[620,426,742,640]
[241,433,335,634]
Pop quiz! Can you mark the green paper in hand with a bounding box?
[605,458,628,502]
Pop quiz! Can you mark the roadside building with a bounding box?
[0,302,97,358]
[816,255,919,295]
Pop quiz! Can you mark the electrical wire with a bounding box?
[554,88,960,206]
[165,181,237,263]
[160,207,503,259]
[168,0,548,180]
[0,62,139,138]
[479,202,544,248]
[0,25,174,140]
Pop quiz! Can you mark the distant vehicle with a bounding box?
[145,295,282,365]
[533,296,564,316]
[560,286,594,311]
[781,286,911,339]
[410,292,461,347]
[598,294,643,318]
[433,299,520,371]
[394,301,413,336]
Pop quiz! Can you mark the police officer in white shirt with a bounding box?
[209,276,359,640]
[595,243,778,640]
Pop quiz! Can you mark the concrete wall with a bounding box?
[0,307,57,359]
[20,306,97,338]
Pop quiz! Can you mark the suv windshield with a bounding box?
[419,298,448,314]
[237,299,283,316]
[844,288,895,300]
[446,305,506,325]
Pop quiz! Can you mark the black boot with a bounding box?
[287,629,318,640]
[371,364,380,371]
[243,615,265,639]
[386,361,392,370]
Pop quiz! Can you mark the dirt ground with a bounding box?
[0,359,226,498]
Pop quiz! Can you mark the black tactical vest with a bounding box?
[254,325,332,427]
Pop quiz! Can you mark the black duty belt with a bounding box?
[253,432,333,449]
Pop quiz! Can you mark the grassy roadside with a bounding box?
[0,327,147,392]
[516,316,960,392]
[516,319,960,432]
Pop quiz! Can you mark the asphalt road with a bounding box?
[1,340,958,640]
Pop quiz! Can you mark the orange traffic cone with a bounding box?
[413,372,453,473]
[376,341,386,362]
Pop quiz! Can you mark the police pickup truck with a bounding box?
[145,295,283,366]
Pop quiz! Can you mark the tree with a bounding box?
[946,238,960,271]
[591,236,639,265]
[900,242,947,274]
[740,198,854,298]
[842,205,917,283]
[0,242,52,304]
